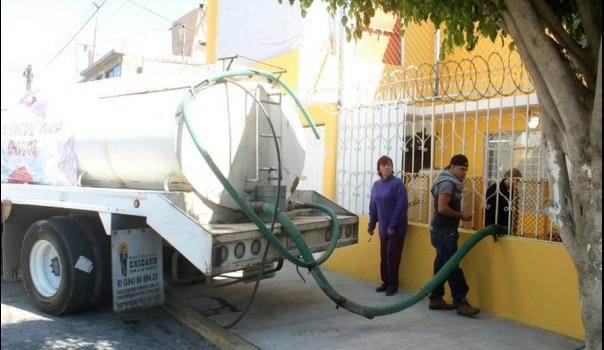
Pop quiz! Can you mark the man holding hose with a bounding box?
[428,154,479,317]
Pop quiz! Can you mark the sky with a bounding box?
[1,0,202,106]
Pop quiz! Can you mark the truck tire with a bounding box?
[73,216,111,310]
[21,218,95,315]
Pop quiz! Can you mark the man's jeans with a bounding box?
[429,228,469,304]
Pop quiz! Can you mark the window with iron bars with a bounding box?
[485,131,545,185]
[481,130,559,241]
[336,102,561,242]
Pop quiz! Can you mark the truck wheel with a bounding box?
[21,218,95,315]
[73,216,111,310]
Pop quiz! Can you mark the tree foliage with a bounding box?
[283,0,600,97]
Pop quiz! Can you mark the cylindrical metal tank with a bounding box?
[1,68,307,217]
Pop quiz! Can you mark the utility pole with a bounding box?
[180,23,186,64]
[91,4,99,67]
[23,64,33,91]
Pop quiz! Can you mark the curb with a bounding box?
[162,294,260,350]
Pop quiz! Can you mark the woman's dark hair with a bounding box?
[377,155,393,178]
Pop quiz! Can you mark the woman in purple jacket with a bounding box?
[368,155,409,296]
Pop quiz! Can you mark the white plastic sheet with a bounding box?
[216,0,305,61]
[1,91,77,185]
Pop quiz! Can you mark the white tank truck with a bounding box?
[1,65,358,315]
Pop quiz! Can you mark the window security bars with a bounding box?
[336,56,561,242]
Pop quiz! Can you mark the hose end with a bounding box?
[491,224,508,241]
[287,200,309,210]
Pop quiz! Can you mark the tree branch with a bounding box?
[502,1,592,157]
[576,0,602,64]
[499,7,567,135]
[545,35,596,93]
[530,0,593,74]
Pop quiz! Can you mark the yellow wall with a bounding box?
[404,21,437,67]
[324,221,585,340]
[252,50,300,92]
[206,0,217,63]
[444,32,521,64]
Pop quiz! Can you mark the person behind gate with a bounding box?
[428,154,480,317]
[485,168,522,233]
[368,155,408,296]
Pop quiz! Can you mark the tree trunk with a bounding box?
[540,44,602,350]
[565,148,602,350]
[576,226,603,349]
[538,51,602,350]
[542,111,602,349]
[501,2,603,348]
[575,36,602,350]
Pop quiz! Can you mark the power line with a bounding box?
[61,5,98,45]
[0,7,99,70]
[45,0,110,69]
[126,0,173,24]
[98,25,168,45]
[99,0,128,29]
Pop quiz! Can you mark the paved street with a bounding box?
[1,281,218,350]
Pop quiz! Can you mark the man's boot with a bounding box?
[429,298,456,310]
[456,298,480,317]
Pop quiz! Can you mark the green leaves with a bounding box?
[289,0,521,53]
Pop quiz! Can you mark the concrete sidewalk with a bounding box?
[168,262,584,350]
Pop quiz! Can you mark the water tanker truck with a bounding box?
[1,65,358,315]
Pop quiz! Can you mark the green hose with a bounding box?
[180,69,505,319]
[261,202,341,267]
[263,203,506,318]
[188,69,320,139]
